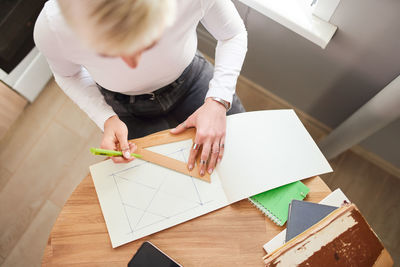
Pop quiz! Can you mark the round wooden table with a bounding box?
[42,175,331,266]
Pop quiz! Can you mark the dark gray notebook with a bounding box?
[285,200,338,242]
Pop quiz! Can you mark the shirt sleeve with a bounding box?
[33,9,116,131]
[200,0,248,104]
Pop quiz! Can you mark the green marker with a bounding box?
[90,147,142,158]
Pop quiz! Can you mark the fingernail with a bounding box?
[217,158,221,163]
[200,170,204,176]
[188,164,193,171]
[124,151,131,159]
[208,168,213,174]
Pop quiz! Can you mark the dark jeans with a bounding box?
[98,52,245,139]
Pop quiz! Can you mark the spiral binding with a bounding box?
[248,197,284,226]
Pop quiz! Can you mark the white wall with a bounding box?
[197,0,400,168]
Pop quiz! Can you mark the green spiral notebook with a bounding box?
[248,181,310,226]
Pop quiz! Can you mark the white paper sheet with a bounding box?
[90,139,229,248]
[217,110,333,203]
[89,110,333,248]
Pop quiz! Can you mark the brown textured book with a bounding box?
[263,204,393,267]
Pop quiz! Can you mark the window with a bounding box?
[237,0,341,49]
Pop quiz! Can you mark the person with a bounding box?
[34,0,247,177]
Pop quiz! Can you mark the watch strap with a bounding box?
[209,97,231,111]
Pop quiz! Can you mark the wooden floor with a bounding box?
[0,78,398,266]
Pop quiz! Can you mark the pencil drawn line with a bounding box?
[134,178,165,229]
[157,189,203,205]
[167,203,204,218]
[133,218,170,232]
[133,200,215,232]
[134,205,198,232]
[191,177,203,205]
[180,148,204,205]
[123,202,168,219]
[113,175,134,233]
[116,176,129,181]
[111,161,147,175]
[108,143,217,239]
[114,174,157,190]
[180,149,188,164]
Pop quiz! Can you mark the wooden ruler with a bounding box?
[129,129,211,183]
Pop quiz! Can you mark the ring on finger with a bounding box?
[200,159,206,165]
[192,143,201,150]
[212,150,220,154]
[219,143,225,148]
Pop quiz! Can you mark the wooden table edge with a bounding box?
[42,175,331,266]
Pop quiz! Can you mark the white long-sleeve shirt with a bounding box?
[34,0,247,130]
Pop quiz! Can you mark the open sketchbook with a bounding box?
[90,110,332,248]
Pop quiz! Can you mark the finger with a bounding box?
[111,156,129,163]
[115,131,131,160]
[101,134,122,163]
[218,136,225,164]
[100,137,115,163]
[110,142,134,163]
[207,142,220,174]
[129,142,137,154]
[100,135,116,150]
[128,143,137,161]
[170,117,194,135]
[199,141,212,176]
[113,143,137,163]
[187,142,200,171]
[170,122,186,135]
[111,144,136,163]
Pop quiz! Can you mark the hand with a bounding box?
[101,115,137,163]
[170,98,227,176]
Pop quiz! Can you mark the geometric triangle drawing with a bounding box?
[91,135,231,248]
[110,141,215,236]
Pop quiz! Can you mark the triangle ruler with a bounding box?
[129,128,211,183]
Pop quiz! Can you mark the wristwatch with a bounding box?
[208,97,231,111]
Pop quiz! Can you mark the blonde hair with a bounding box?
[58,0,177,55]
